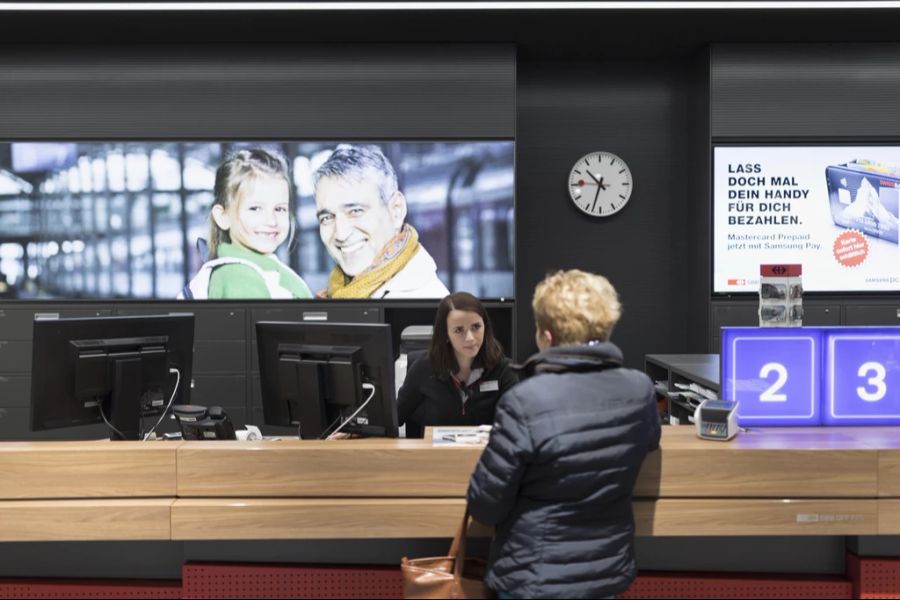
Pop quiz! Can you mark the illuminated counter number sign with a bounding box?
[722,328,822,426]
[824,330,900,425]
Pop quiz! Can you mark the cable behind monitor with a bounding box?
[324,383,377,440]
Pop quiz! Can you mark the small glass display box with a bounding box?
[759,264,803,327]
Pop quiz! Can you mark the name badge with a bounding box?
[480,380,499,392]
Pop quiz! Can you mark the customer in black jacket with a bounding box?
[398,292,518,438]
[467,270,661,599]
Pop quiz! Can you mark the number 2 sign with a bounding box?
[722,329,822,426]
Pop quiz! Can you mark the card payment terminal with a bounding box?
[694,398,739,441]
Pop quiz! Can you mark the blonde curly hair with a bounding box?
[532,269,622,346]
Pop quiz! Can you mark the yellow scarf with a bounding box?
[327,224,421,299]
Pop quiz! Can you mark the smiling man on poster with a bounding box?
[314,144,450,299]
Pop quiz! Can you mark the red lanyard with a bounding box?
[451,374,483,415]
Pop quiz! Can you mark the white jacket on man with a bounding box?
[371,246,450,299]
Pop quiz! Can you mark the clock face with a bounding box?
[568,151,633,218]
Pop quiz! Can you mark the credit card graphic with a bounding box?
[826,159,900,244]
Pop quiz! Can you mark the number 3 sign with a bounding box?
[824,331,900,424]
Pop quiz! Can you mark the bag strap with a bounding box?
[203,256,270,277]
[199,256,287,298]
[448,507,471,578]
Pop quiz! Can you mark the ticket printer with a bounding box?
[694,399,739,441]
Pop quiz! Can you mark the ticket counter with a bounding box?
[1,426,898,542]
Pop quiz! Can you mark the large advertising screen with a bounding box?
[0,141,515,301]
[714,145,900,293]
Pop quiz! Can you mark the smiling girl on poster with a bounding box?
[185,148,312,300]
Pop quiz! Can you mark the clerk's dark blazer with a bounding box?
[397,351,519,439]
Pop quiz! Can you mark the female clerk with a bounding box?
[398,292,518,438]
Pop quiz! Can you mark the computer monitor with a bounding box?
[31,314,195,441]
[256,321,398,439]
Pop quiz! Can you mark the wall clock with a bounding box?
[567,151,633,218]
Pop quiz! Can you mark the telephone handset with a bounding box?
[173,404,237,440]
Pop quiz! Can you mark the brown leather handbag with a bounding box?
[401,509,495,599]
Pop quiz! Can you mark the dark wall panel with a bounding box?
[687,49,712,353]
[712,43,900,139]
[0,44,514,139]
[515,58,704,367]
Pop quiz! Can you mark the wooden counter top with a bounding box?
[177,438,481,497]
[3,427,900,540]
[0,440,178,499]
[178,427,888,499]
[636,427,881,498]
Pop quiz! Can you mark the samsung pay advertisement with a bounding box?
[714,146,900,293]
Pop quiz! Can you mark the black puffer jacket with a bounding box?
[466,342,660,599]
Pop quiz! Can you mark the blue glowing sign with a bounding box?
[824,329,900,425]
[722,328,822,426]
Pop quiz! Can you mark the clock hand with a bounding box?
[598,176,609,191]
[591,186,600,213]
[586,170,601,184]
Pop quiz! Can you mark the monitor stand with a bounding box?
[108,356,142,441]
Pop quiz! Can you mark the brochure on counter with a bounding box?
[431,425,492,446]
